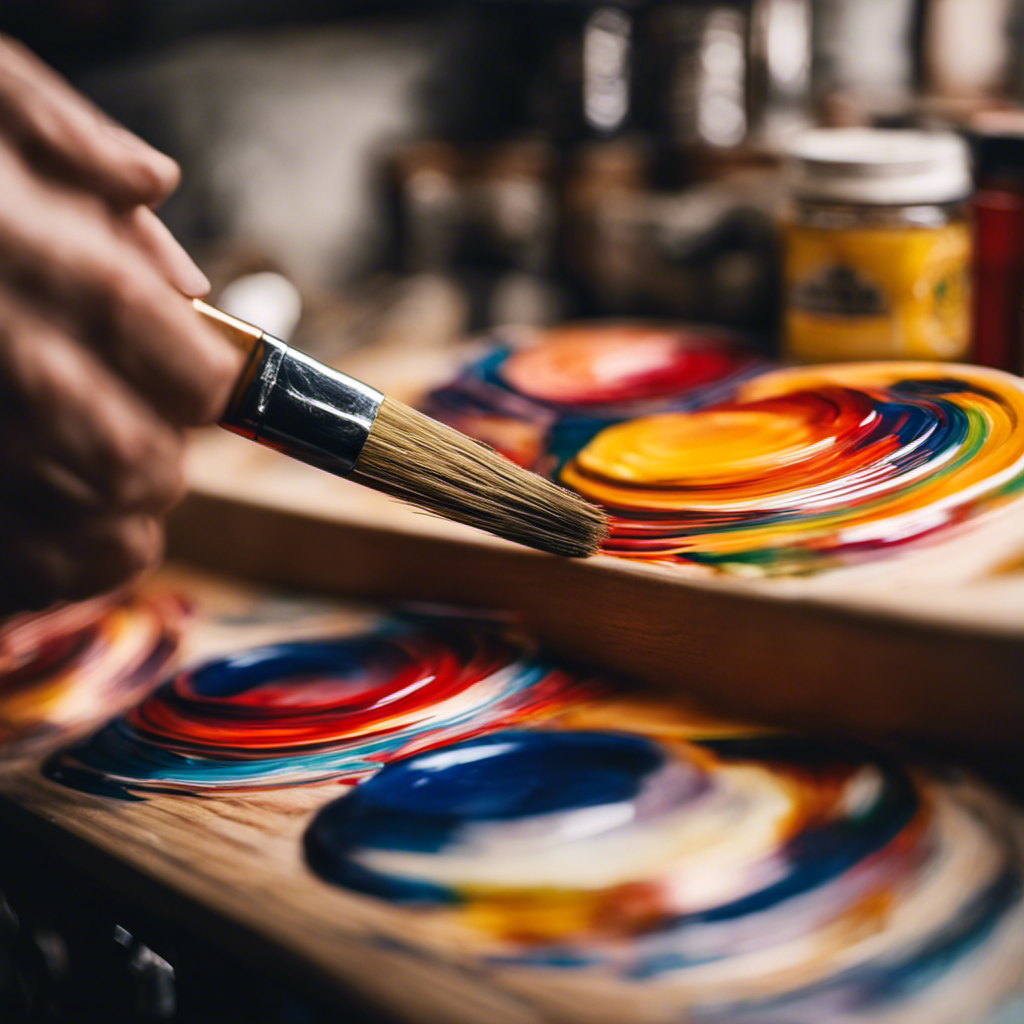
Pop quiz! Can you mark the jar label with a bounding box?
[784,222,971,361]
[791,264,888,318]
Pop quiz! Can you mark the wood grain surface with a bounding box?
[0,569,554,1024]
[1,567,1021,1024]
[168,424,1024,749]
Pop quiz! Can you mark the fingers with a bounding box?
[126,206,211,298]
[0,297,187,515]
[0,34,180,208]
[0,302,176,614]
[99,266,244,425]
[0,36,212,300]
[0,146,244,426]
[0,38,221,615]
[0,510,162,613]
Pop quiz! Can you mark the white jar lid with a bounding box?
[786,128,971,205]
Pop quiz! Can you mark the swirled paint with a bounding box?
[563,363,1024,573]
[429,326,1024,574]
[305,720,1024,1023]
[498,325,759,408]
[0,593,181,755]
[425,324,762,471]
[47,623,599,796]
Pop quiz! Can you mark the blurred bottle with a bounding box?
[398,0,809,329]
[969,113,1024,371]
[783,128,972,362]
[639,0,810,161]
[383,139,562,327]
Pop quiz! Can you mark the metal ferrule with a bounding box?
[222,332,384,477]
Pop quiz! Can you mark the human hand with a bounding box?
[0,35,244,613]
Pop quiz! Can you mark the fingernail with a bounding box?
[103,121,181,193]
[133,207,211,297]
[170,253,211,298]
[145,149,182,194]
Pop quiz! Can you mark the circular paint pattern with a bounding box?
[498,325,758,408]
[424,324,761,469]
[0,593,181,754]
[561,362,1024,573]
[305,728,1024,1023]
[48,625,597,795]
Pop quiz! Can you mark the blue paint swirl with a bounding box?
[305,727,1024,1022]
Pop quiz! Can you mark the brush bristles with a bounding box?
[352,397,609,557]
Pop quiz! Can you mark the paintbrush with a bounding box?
[194,299,608,558]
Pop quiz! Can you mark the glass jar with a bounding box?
[783,129,972,362]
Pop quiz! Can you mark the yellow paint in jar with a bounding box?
[783,129,973,362]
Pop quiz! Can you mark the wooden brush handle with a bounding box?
[194,298,272,433]
[193,298,264,356]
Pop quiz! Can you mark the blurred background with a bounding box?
[5,5,1024,1022]
[5,0,1024,366]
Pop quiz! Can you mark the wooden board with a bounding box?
[0,568,548,1023]
[167,337,1024,750]
[2,566,1022,1024]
